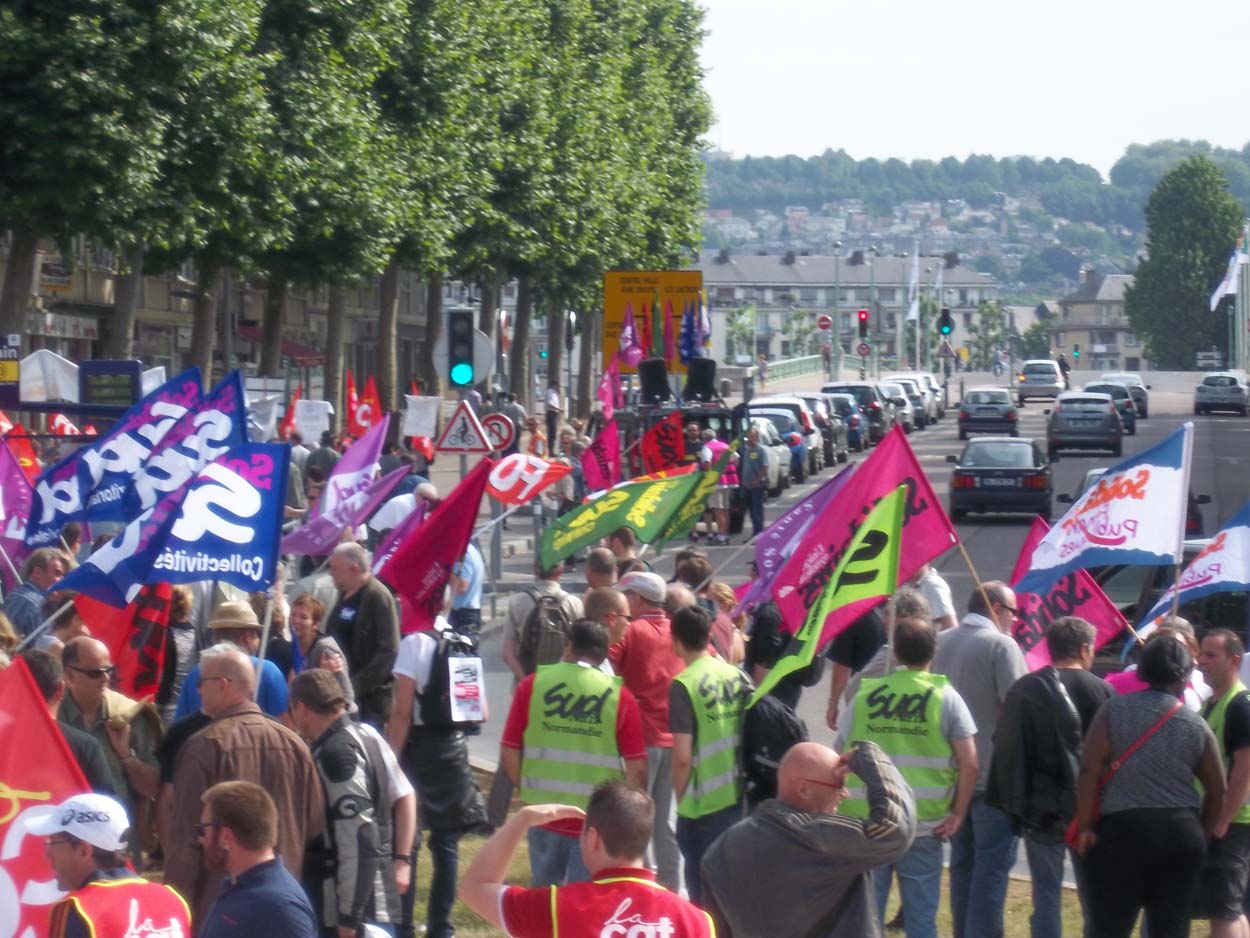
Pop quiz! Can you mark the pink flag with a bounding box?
[582,420,620,492]
[1009,516,1129,670]
[597,363,616,421]
[618,303,644,367]
[379,458,492,634]
[0,438,32,589]
[771,426,958,641]
[663,299,676,364]
[281,464,411,556]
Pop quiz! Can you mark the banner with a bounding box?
[771,427,958,636]
[121,370,248,521]
[539,470,704,569]
[1138,501,1250,633]
[74,583,172,701]
[294,399,333,441]
[1009,517,1128,670]
[281,464,410,556]
[582,421,620,492]
[641,411,684,474]
[486,453,573,506]
[26,367,203,546]
[0,658,90,937]
[54,443,289,607]
[402,396,441,438]
[603,272,702,374]
[0,437,33,589]
[315,416,389,516]
[751,485,906,705]
[1015,423,1192,597]
[379,459,492,634]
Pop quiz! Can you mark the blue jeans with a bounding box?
[527,826,590,887]
[949,794,1018,938]
[874,834,943,938]
[1024,833,1066,938]
[676,804,741,906]
[426,829,461,938]
[744,487,765,535]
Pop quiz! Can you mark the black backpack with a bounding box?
[518,589,574,675]
[416,631,486,729]
[741,693,809,808]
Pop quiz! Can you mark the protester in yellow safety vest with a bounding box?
[31,792,190,938]
[500,620,647,887]
[670,603,750,906]
[836,615,978,938]
[1195,629,1250,938]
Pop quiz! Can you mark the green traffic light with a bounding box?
[940,324,952,335]
[539,350,548,359]
[450,362,475,385]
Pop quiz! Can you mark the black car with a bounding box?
[821,381,895,443]
[946,437,1054,523]
[957,387,1019,439]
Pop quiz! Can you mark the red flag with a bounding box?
[0,657,90,937]
[280,382,302,440]
[639,301,654,358]
[6,425,41,481]
[641,411,683,474]
[582,420,620,492]
[1010,516,1129,670]
[380,458,493,634]
[486,453,573,506]
[346,371,364,437]
[49,413,80,436]
[362,376,383,429]
[663,300,676,365]
[772,426,959,639]
[73,583,172,701]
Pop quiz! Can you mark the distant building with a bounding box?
[1050,268,1148,372]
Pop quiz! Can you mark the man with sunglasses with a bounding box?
[932,581,1028,938]
[31,792,190,938]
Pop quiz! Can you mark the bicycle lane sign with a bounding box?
[435,400,493,454]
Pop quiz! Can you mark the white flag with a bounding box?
[402,395,442,437]
[1210,234,1246,312]
[906,245,921,322]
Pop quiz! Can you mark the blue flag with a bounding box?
[679,300,698,364]
[26,367,203,546]
[53,443,290,607]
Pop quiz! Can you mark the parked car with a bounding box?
[922,373,946,419]
[877,382,914,434]
[794,392,850,465]
[826,392,867,452]
[748,416,789,498]
[1058,467,1211,538]
[885,373,938,425]
[889,376,930,429]
[1101,372,1151,418]
[1195,372,1250,415]
[821,381,896,443]
[946,437,1054,522]
[752,409,812,484]
[750,395,825,475]
[1016,359,1065,405]
[957,387,1019,439]
[1083,381,1137,435]
[1045,391,1122,457]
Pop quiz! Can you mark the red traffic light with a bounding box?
[857,309,869,323]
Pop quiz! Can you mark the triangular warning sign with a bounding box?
[435,400,492,454]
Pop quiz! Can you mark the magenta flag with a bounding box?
[1010,516,1129,670]
[663,299,676,364]
[582,420,621,492]
[618,303,644,367]
[0,438,32,589]
[281,464,411,556]
[379,458,492,634]
[597,364,616,422]
[771,427,959,640]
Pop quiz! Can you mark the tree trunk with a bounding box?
[189,261,217,383]
[546,301,564,411]
[0,227,39,348]
[419,274,442,398]
[324,285,346,432]
[477,272,496,338]
[260,279,287,376]
[577,307,595,419]
[509,278,533,410]
[108,239,144,359]
[378,258,400,418]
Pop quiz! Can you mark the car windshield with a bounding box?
[826,385,874,406]
[1085,384,1128,399]
[1060,397,1110,413]
[756,413,798,436]
[828,396,855,415]
[1204,375,1238,387]
[965,390,1009,405]
[1024,363,1056,375]
[960,441,1035,468]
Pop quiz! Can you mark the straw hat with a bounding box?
[208,600,262,631]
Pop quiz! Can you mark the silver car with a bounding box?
[1194,372,1250,415]
[1102,372,1151,418]
[1017,359,1065,404]
[885,372,938,424]
[887,376,931,429]
[878,382,914,433]
[1046,391,1122,458]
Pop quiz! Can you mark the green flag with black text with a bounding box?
[654,440,740,550]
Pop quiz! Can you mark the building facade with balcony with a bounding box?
[1051,270,1148,373]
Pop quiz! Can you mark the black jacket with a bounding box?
[986,666,1082,843]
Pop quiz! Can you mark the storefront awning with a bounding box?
[237,326,325,367]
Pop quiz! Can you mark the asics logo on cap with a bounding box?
[61,807,112,825]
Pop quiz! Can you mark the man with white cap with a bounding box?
[31,792,190,937]
[607,570,684,891]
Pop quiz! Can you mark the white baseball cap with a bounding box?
[27,793,130,852]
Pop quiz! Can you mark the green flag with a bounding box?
[749,483,907,707]
[539,470,704,569]
[655,440,740,549]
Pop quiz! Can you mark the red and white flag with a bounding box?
[49,413,80,436]
[280,382,302,440]
[582,420,621,492]
[486,453,572,506]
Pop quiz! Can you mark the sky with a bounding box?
[699,0,1250,179]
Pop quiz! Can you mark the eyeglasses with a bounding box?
[196,675,231,689]
[66,665,115,680]
[996,602,1019,615]
[194,822,219,838]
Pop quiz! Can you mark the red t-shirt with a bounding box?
[502,867,714,938]
[502,667,647,836]
[607,612,684,748]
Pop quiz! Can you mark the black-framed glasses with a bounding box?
[996,602,1019,615]
[67,665,115,680]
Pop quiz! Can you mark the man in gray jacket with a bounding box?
[701,740,915,938]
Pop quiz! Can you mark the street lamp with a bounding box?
[832,240,843,376]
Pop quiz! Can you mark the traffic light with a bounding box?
[1073,343,1080,359]
[447,309,475,387]
[857,309,869,339]
[538,344,548,359]
[938,307,954,336]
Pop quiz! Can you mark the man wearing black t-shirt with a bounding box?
[987,616,1111,938]
[1195,628,1250,938]
[327,542,400,726]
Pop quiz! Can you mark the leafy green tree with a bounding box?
[785,309,815,356]
[901,295,938,371]
[1019,321,1053,359]
[726,304,754,363]
[974,253,1008,281]
[966,301,1009,370]
[1124,156,1243,368]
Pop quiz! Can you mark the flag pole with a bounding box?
[14,599,76,652]
[884,595,898,675]
[254,594,274,699]
[0,542,22,587]
[472,503,526,540]
[694,539,755,596]
[955,541,994,619]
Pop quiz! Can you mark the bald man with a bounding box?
[166,645,324,929]
[702,740,915,938]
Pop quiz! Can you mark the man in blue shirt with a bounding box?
[174,601,289,720]
[198,780,317,938]
[449,541,485,645]
[4,547,68,635]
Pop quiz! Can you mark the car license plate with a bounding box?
[975,407,998,415]
[980,478,1017,487]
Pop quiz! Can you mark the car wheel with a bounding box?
[1048,445,1058,460]
[1039,509,1051,523]
[1141,407,1148,419]
[951,507,966,523]
[958,429,966,441]
[1112,442,1123,457]
[1010,428,1019,437]
[838,446,849,463]
[768,480,783,498]
[1195,406,1203,415]
[1017,397,1026,407]
[1128,424,1136,436]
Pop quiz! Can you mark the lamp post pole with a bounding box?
[832,240,842,378]
[869,245,879,378]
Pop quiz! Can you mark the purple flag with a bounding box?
[733,463,856,618]
[281,464,411,555]
[0,439,32,589]
[314,415,390,516]
[372,499,428,574]
[618,303,644,367]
